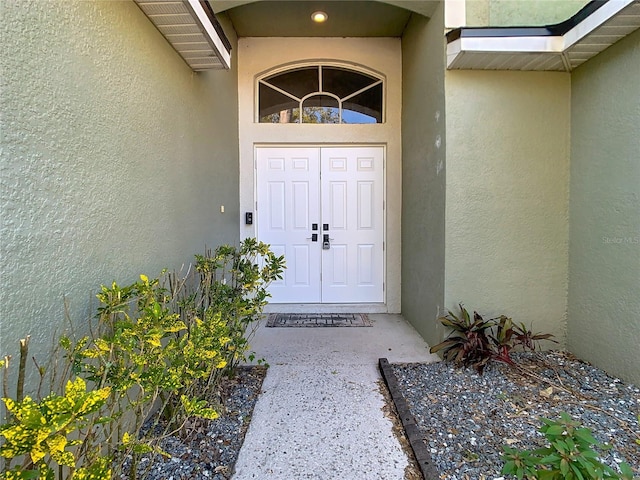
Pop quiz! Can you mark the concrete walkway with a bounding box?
[233,314,439,480]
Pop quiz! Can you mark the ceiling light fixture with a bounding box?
[311,11,328,23]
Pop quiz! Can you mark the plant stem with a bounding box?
[2,355,10,413]
[17,336,30,402]
[509,361,582,398]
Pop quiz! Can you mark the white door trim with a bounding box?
[238,37,402,313]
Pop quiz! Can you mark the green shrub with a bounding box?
[1,239,284,479]
[1,349,113,480]
[430,304,555,374]
[502,412,636,480]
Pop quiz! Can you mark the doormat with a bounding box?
[266,313,371,327]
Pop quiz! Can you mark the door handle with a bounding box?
[306,234,318,242]
[323,234,330,249]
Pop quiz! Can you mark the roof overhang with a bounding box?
[446,0,640,71]
[134,0,232,71]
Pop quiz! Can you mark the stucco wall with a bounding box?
[0,2,239,381]
[444,71,570,344]
[401,4,446,346]
[568,29,640,385]
[489,0,589,26]
[464,0,589,26]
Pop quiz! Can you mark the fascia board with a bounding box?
[446,38,462,68]
[186,0,231,69]
[562,0,635,49]
[459,35,564,53]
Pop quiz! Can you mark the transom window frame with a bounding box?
[255,61,386,124]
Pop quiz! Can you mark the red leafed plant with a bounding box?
[430,304,556,374]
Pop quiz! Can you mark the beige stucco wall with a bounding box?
[568,28,640,385]
[237,37,403,312]
[401,4,447,347]
[444,71,571,343]
[0,2,240,381]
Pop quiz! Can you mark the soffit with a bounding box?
[447,0,640,72]
[218,1,415,37]
[210,0,438,19]
[134,0,232,70]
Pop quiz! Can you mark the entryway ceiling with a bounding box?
[210,0,438,37]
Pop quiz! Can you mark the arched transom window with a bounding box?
[258,64,384,124]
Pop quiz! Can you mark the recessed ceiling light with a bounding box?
[311,11,328,23]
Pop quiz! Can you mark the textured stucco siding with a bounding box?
[488,0,589,26]
[0,1,239,379]
[401,4,447,347]
[568,28,640,384]
[465,0,589,27]
[444,71,571,344]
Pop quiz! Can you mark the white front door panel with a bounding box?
[257,146,384,304]
[257,148,321,302]
[321,147,384,302]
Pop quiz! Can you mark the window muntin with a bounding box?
[322,67,376,99]
[258,65,383,124]
[343,83,383,123]
[266,67,319,99]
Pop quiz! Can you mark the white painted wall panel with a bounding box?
[329,182,347,230]
[358,182,374,229]
[268,182,286,230]
[292,182,309,230]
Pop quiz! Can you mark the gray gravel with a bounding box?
[120,350,639,480]
[120,366,267,480]
[391,351,640,479]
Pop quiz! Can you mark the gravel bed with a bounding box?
[120,366,267,480]
[391,351,640,480]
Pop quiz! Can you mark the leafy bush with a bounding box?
[429,304,555,374]
[0,375,112,479]
[502,412,635,480]
[1,239,284,479]
[429,304,495,374]
[490,315,556,365]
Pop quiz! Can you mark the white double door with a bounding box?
[256,146,384,304]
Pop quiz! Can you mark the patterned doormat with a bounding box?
[266,313,371,327]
